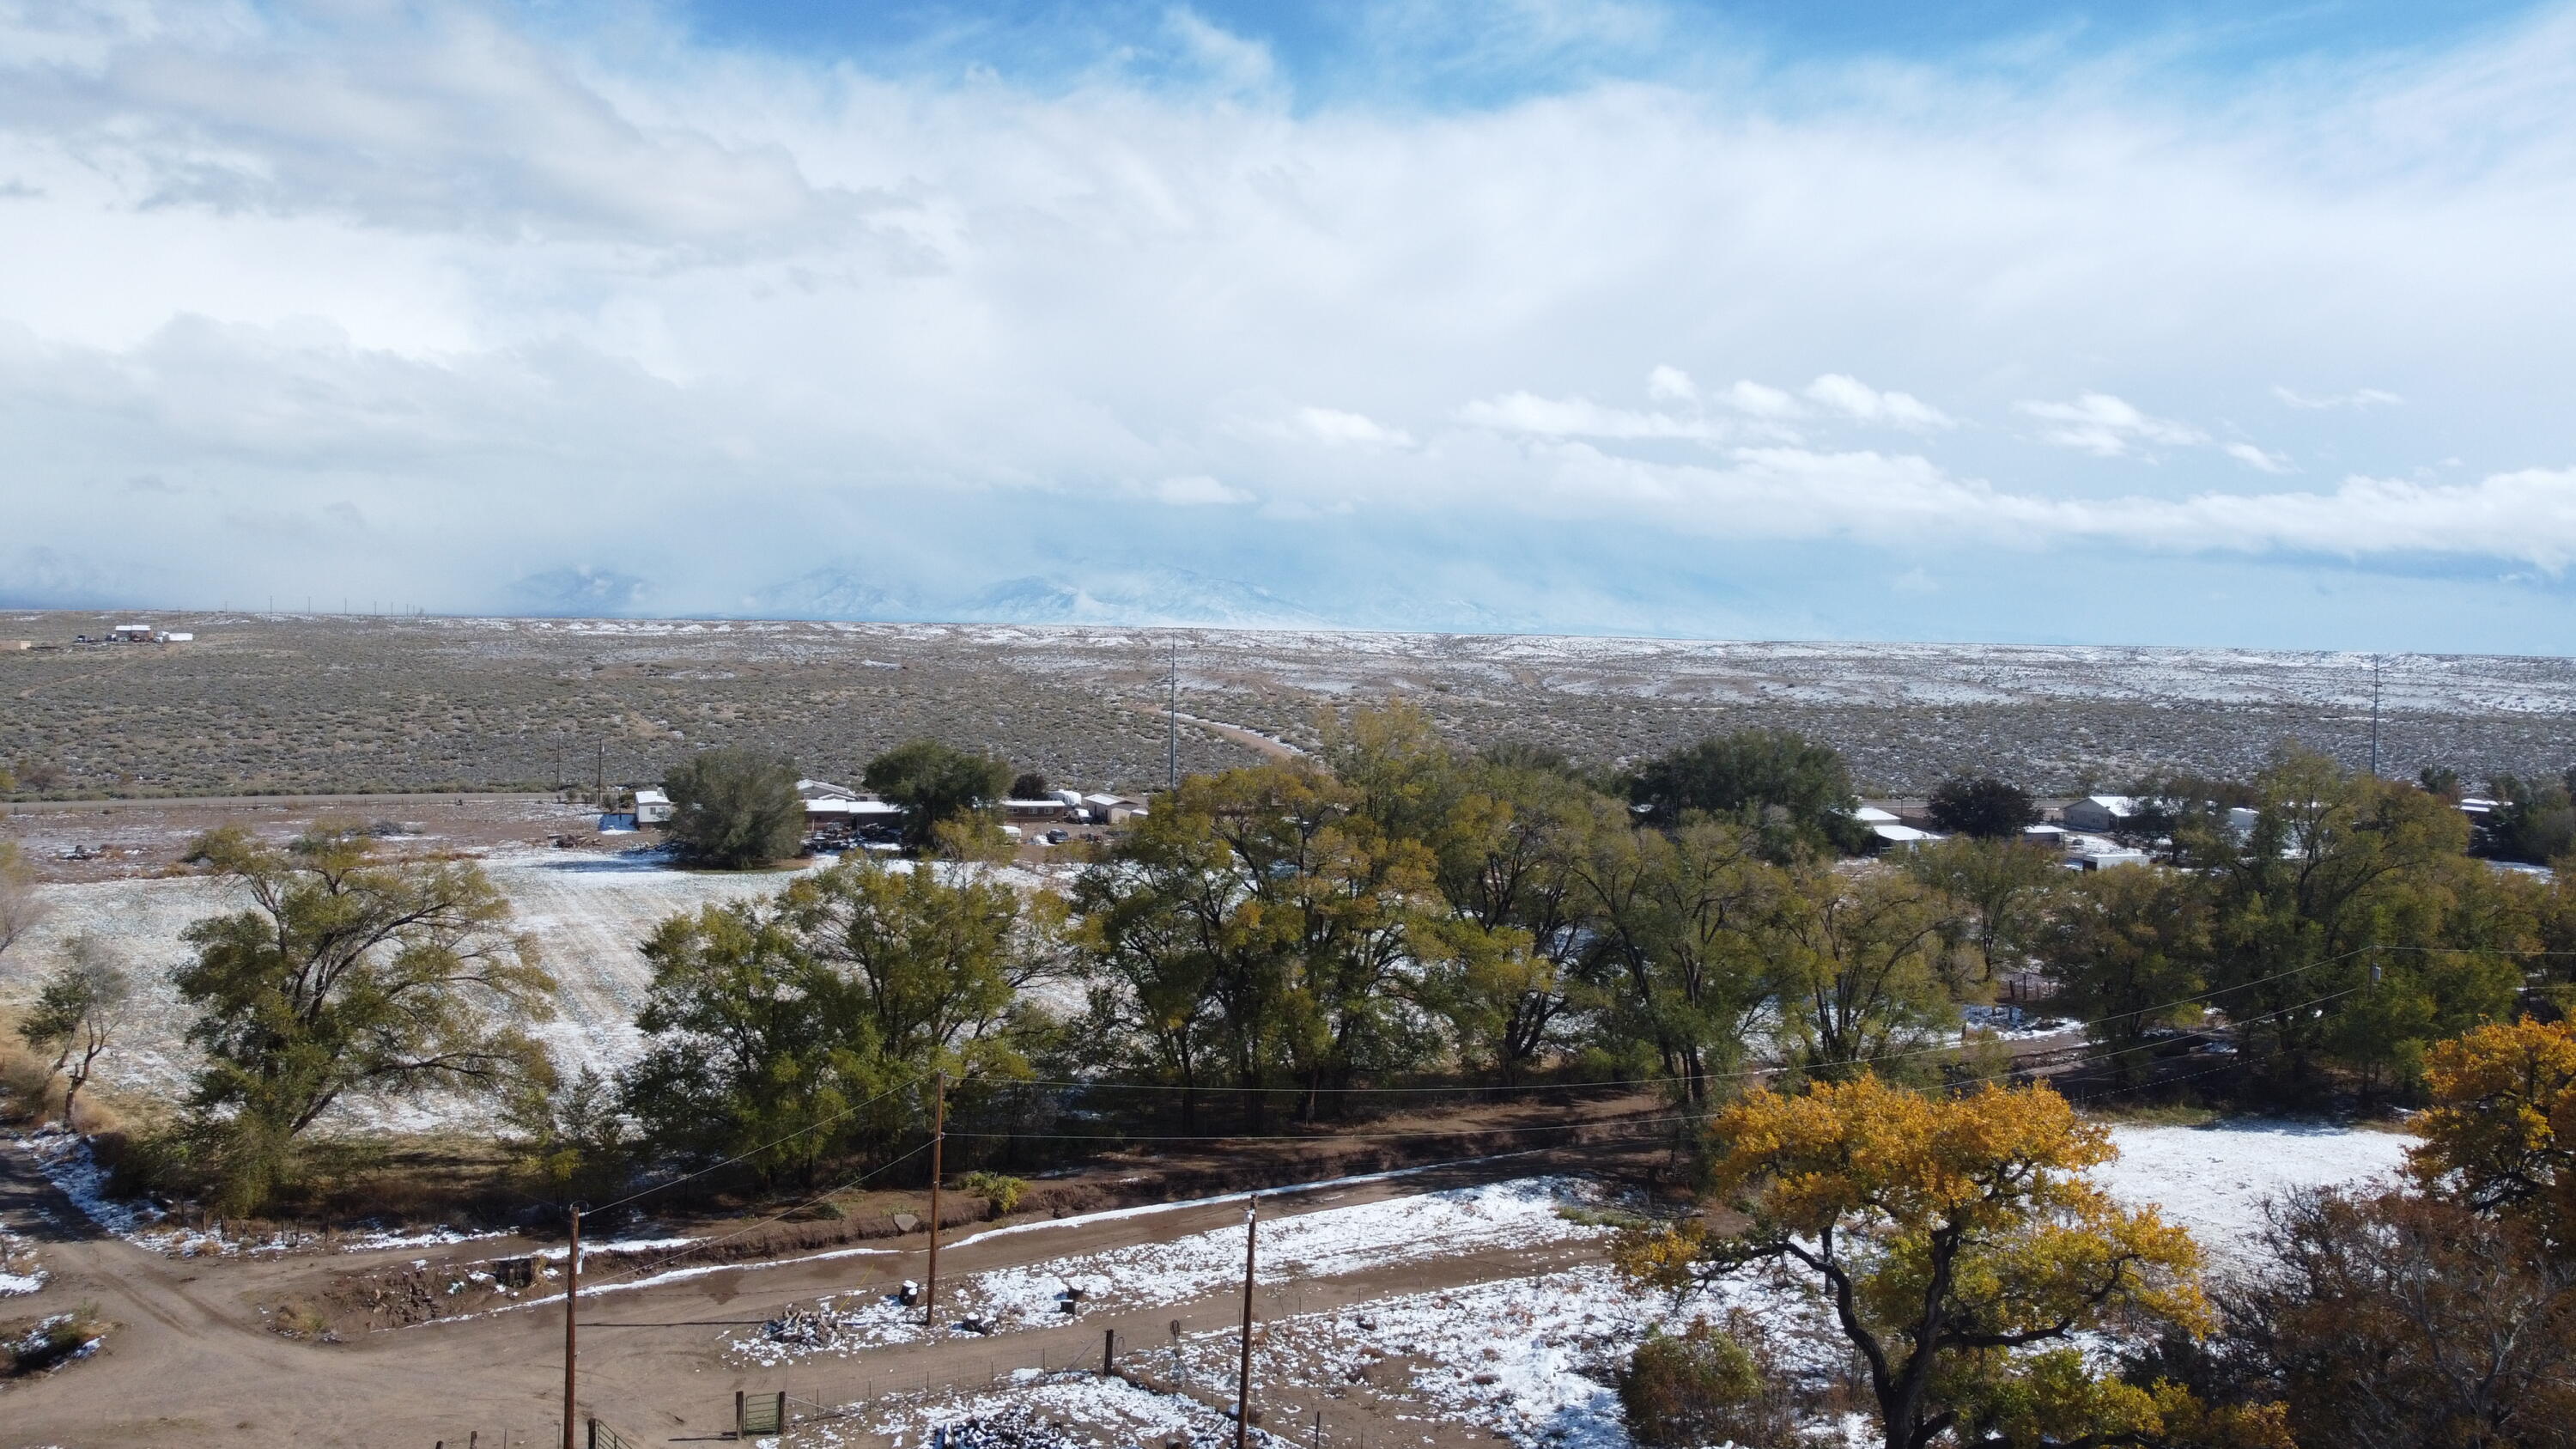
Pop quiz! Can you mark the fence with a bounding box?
[731,1333,1394,1448]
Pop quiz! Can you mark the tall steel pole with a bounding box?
[1167,638,1180,795]
[1235,1196,1257,1449]
[562,1205,580,1449]
[924,1071,945,1327]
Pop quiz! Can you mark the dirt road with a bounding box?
[0,1142,1620,1448]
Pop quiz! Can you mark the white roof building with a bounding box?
[2062,795,2142,833]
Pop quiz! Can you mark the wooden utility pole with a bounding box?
[593,742,605,805]
[1236,1196,1258,1449]
[562,1206,580,1449]
[924,1071,946,1327]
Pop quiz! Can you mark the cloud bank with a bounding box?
[0,1,2573,650]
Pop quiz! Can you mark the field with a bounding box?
[8,612,2576,801]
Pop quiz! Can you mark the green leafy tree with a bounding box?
[1774,868,1960,1081]
[1927,775,2042,839]
[2037,866,2210,1085]
[864,740,1012,852]
[176,826,554,1213]
[1905,835,2063,986]
[663,746,804,868]
[619,899,857,1187]
[1629,728,1868,856]
[2203,751,2519,1088]
[1070,807,1236,1130]
[17,934,132,1128]
[622,857,1057,1184]
[1577,819,1782,1103]
[1008,771,1050,801]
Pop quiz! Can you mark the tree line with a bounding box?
[29,704,2572,1225]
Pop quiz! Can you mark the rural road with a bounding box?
[0,1140,1600,1448]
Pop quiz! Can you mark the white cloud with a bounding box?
[1146,475,1255,506]
[1804,374,1953,430]
[1295,405,1415,447]
[1709,380,1801,421]
[2015,393,2208,458]
[1455,391,1722,440]
[2222,441,2295,474]
[1645,364,1697,402]
[2274,386,2403,411]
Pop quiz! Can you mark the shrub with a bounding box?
[1617,1315,1783,1448]
[958,1171,1028,1217]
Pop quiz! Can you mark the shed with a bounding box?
[2061,795,2142,833]
[633,787,674,825]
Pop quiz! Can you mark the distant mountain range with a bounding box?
[741,564,1334,630]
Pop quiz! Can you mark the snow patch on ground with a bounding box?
[734,1177,1613,1366]
[2095,1120,2415,1261]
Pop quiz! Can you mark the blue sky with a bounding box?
[3,0,2574,650]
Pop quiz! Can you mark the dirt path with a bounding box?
[0,1142,1633,1448]
[1120,703,1305,762]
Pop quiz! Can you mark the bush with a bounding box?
[664,747,804,868]
[959,1171,1028,1216]
[1617,1314,1786,1448]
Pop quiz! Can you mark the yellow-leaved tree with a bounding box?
[1615,1077,2288,1449]
[2409,1015,2576,1245]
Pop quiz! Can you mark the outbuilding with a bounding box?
[2061,795,2142,833]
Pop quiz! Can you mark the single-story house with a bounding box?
[1003,798,1069,820]
[2061,795,2142,833]
[2022,824,2069,849]
[1854,806,1902,825]
[1869,823,1943,851]
[2068,847,2149,871]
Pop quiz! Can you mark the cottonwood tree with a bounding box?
[619,899,853,1186]
[2202,752,2521,1085]
[1618,1078,2282,1449]
[18,934,132,1128]
[2407,1015,2576,1244]
[863,740,1012,853]
[1905,835,2062,985]
[622,857,1058,1183]
[2039,867,2210,1086]
[1577,819,1781,1104]
[178,826,553,1212]
[1628,728,1870,856]
[1775,868,1960,1081]
[664,746,804,868]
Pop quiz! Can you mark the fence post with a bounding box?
[734,1391,745,1436]
[1103,1326,1117,1376]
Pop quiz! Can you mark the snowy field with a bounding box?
[0,849,829,1124]
[2098,1120,2414,1262]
